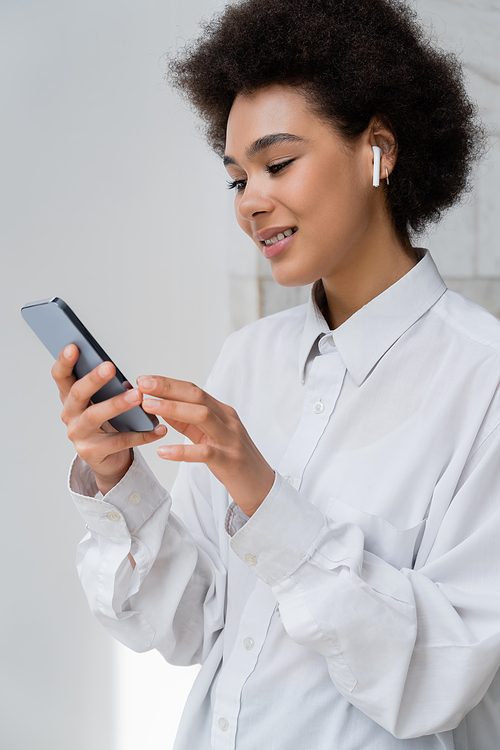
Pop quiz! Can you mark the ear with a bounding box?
[368,116,398,182]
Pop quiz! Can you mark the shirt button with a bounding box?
[284,475,294,485]
[244,553,258,566]
[106,511,121,522]
[128,492,141,505]
[218,718,229,732]
[313,400,324,414]
[243,637,255,650]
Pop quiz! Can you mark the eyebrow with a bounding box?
[223,133,307,167]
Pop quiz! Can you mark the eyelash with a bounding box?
[226,159,294,192]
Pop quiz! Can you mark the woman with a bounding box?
[52,0,500,747]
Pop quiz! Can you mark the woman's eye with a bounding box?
[226,159,294,192]
[226,178,247,192]
[267,159,294,175]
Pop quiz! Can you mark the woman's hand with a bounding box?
[52,345,167,495]
[138,376,275,517]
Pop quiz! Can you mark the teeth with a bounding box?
[264,228,296,245]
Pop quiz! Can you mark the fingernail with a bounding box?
[124,388,141,403]
[98,362,113,378]
[64,345,74,359]
[158,446,174,457]
[142,399,156,409]
[138,377,155,390]
[154,425,167,436]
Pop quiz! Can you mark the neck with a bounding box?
[321,230,418,330]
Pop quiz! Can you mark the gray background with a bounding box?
[1,1,499,748]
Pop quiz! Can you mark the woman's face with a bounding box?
[224,84,385,288]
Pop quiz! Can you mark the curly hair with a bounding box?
[168,0,486,241]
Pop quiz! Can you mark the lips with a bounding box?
[261,227,297,259]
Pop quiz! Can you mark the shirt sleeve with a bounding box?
[228,422,500,739]
[68,331,245,667]
[70,448,227,665]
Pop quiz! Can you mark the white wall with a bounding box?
[1,1,238,747]
[1,1,498,749]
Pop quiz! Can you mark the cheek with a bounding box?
[296,169,347,230]
[305,162,368,235]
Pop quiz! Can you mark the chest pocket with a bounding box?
[326,498,426,570]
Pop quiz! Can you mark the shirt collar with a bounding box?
[298,250,447,386]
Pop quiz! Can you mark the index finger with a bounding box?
[51,344,79,402]
[137,376,236,417]
[137,376,211,406]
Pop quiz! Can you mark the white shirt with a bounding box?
[70,250,500,749]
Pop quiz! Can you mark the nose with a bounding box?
[236,177,275,222]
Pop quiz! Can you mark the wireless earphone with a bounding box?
[372,146,382,187]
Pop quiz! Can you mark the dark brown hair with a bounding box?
[168,0,486,241]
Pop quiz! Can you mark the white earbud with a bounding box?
[372,146,382,187]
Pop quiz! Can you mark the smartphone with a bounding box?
[21,297,159,433]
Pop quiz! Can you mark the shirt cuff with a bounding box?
[69,448,168,538]
[228,472,326,586]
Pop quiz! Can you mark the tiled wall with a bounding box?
[422,0,500,317]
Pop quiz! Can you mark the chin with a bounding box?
[270,264,317,289]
